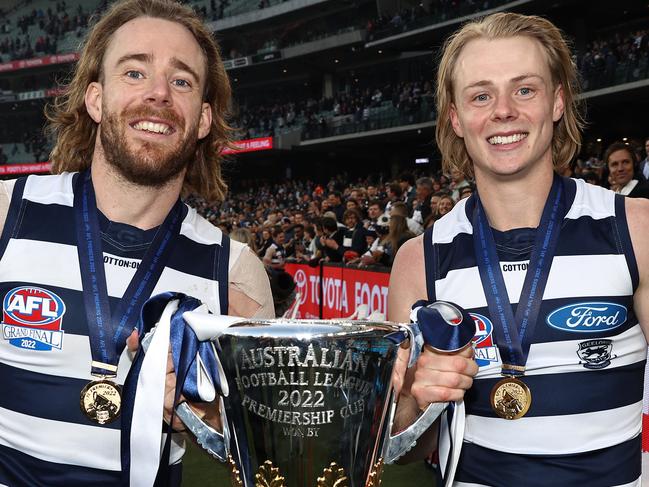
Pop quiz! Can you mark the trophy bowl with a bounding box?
[176,316,440,487]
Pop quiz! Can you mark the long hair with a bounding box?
[387,203,414,255]
[435,12,584,178]
[45,0,233,202]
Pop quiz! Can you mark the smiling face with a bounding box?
[607,148,635,187]
[85,16,212,187]
[449,36,564,184]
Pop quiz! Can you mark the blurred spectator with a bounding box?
[319,216,344,263]
[412,177,433,225]
[639,136,649,182]
[230,227,257,253]
[437,194,456,217]
[263,227,287,269]
[604,141,649,198]
[399,172,417,211]
[341,208,367,260]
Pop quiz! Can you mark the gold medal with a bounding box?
[490,376,531,420]
[80,379,122,425]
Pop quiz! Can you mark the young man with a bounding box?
[389,12,649,486]
[0,0,273,485]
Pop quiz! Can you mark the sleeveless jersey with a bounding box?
[0,173,233,486]
[424,177,645,487]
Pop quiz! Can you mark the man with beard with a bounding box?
[0,1,273,485]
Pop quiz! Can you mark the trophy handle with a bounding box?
[171,311,247,464]
[383,398,446,464]
[175,400,229,463]
[384,300,475,464]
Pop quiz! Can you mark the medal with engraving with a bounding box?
[472,175,566,420]
[80,379,122,424]
[74,170,183,423]
[490,376,531,420]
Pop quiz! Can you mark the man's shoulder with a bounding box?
[393,234,424,265]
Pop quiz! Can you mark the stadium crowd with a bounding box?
[185,138,649,280]
[365,0,509,41]
[0,0,647,163]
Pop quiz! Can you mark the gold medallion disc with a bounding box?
[490,376,531,420]
[80,379,122,425]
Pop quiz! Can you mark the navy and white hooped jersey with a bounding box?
[0,173,235,486]
[424,177,646,487]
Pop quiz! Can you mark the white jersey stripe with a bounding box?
[2,239,221,313]
[476,324,646,378]
[436,254,633,309]
[0,405,121,470]
[0,334,133,383]
[465,401,642,455]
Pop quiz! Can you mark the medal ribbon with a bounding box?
[74,170,184,377]
[121,293,231,486]
[472,175,565,376]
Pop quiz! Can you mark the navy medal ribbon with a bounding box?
[74,170,184,379]
[472,174,565,377]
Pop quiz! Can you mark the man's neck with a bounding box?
[475,166,555,231]
[90,158,184,230]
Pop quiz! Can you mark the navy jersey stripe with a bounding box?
[13,199,221,282]
[0,362,121,429]
[615,194,639,291]
[0,444,121,487]
[455,434,641,487]
[465,361,644,417]
[17,197,77,247]
[0,444,183,487]
[0,177,27,260]
[217,235,230,314]
[423,226,436,301]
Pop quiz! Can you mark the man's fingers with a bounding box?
[126,329,139,353]
[418,349,479,377]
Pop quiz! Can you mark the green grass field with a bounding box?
[182,441,436,486]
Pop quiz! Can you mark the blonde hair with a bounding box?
[45,0,233,202]
[435,12,584,178]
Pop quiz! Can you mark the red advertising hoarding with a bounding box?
[0,162,51,175]
[221,137,273,155]
[0,53,79,73]
[285,263,390,319]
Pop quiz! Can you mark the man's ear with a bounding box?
[552,84,565,123]
[449,103,464,138]
[198,102,212,140]
[85,82,102,123]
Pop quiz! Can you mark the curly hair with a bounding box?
[45,0,233,202]
[435,12,584,178]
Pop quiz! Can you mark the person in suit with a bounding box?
[638,136,649,182]
[605,141,649,198]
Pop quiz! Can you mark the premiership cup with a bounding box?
[176,303,473,487]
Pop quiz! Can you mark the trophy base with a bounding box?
[226,458,385,487]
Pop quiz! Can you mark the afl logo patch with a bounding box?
[471,313,499,367]
[577,339,614,369]
[546,302,627,333]
[2,287,66,351]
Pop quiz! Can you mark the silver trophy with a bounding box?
[176,302,473,487]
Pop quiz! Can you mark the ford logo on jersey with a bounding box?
[546,302,627,333]
[2,287,66,351]
[471,313,499,367]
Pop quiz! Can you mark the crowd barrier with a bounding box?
[284,262,390,319]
